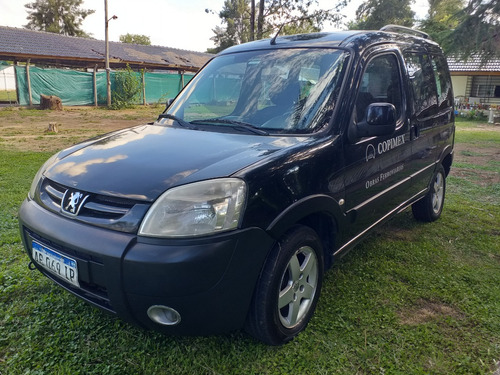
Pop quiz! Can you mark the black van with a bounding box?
[19,26,454,345]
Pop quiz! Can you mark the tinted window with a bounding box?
[166,49,349,134]
[355,54,403,121]
[404,53,437,118]
[431,54,453,112]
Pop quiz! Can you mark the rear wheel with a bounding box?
[412,164,446,222]
[245,225,324,345]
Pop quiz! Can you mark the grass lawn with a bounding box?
[0,112,499,374]
[0,90,17,102]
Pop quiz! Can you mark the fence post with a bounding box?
[14,60,20,105]
[93,65,98,107]
[142,69,146,106]
[26,59,33,107]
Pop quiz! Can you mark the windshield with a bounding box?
[162,48,348,135]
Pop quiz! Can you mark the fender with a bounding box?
[439,144,454,176]
[266,194,347,244]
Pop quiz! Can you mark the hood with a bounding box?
[44,124,308,201]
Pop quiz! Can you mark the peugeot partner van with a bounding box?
[19,26,454,345]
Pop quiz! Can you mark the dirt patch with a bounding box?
[451,142,500,186]
[457,122,500,133]
[451,167,499,187]
[0,106,162,152]
[454,143,500,167]
[398,299,465,326]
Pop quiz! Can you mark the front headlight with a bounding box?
[28,153,60,200]
[138,178,246,238]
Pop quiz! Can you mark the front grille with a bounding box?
[38,179,150,233]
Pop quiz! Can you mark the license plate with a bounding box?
[32,240,80,288]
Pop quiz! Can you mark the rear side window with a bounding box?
[404,53,437,118]
[430,54,453,112]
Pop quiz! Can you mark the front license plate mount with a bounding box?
[32,240,80,288]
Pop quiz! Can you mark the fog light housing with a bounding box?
[147,305,181,326]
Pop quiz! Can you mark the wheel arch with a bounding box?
[266,195,345,269]
[440,146,454,177]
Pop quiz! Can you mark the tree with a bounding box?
[208,0,340,53]
[24,0,95,37]
[442,0,500,58]
[214,0,252,51]
[420,0,465,47]
[348,0,415,30]
[119,34,152,45]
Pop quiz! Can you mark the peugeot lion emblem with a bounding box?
[62,190,89,216]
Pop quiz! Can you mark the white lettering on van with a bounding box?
[377,135,405,155]
[365,164,404,189]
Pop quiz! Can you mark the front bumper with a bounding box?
[19,198,275,335]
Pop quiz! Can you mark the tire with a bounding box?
[245,225,324,345]
[412,164,446,222]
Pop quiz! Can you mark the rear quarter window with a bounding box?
[430,54,453,112]
[404,53,438,118]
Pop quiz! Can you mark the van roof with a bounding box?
[219,29,440,55]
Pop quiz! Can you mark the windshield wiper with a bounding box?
[157,114,198,130]
[191,118,269,135]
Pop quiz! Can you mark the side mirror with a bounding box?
[356,103,397,137]
[165,98,174,110]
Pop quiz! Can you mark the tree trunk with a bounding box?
[257,0,265,40]
[250,0,255,41]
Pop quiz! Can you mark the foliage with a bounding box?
[419,0,464,47]
[119,33,152,46]
[24,0,95,37]
[441,0,500,58]
[0,113,499,373]
[348,0,415,30]
[208,0,340,53]
[111,65,142,110]
[209,0,252,53]
[456,109,488,121]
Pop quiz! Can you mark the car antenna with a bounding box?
[270,24,284,45]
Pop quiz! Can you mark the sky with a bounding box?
[0,0,429,52]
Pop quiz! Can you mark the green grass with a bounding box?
[0,90,16,102]
[1,120,499,374]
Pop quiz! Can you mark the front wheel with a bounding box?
[412,164,446,222]
[245,225,324,345]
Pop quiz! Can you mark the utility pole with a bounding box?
[104,0,117,107]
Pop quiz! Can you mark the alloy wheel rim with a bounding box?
[432,172,444,214]
[278,246,319,329]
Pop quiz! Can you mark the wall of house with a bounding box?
[451,75,468,97]
[451,74,500,107]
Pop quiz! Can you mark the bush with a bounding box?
[456,109,488,121]
[111,65,141,109]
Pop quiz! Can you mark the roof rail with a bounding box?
[380,25,429,39]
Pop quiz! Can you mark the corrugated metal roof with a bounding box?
[447,56,500,72]
[0,26,212,71]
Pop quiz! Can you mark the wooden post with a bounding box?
[26,59,33,107]
[181,71,185,88]
[14,60,20,105]
[142,69,146,106]
[93,65,98,107]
